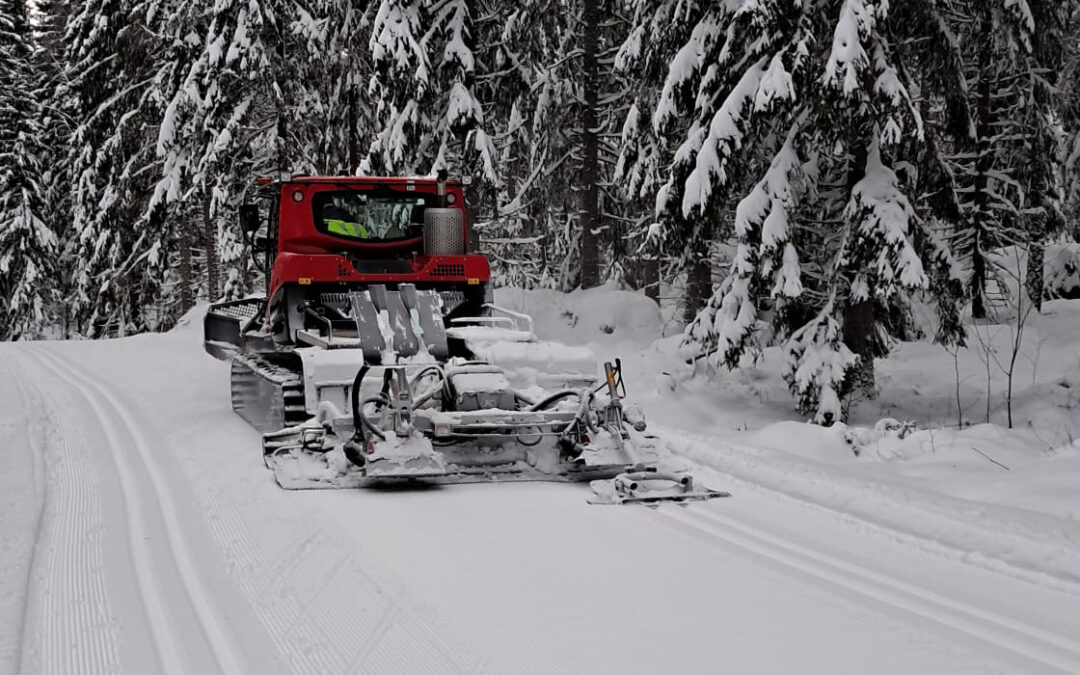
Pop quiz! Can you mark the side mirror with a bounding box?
[254,235,272,252]
[239,204,261,234]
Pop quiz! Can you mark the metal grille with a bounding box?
[213,301,262,322]
[319,293,352,310]
[423,208,466,255]
[430,263,466,278]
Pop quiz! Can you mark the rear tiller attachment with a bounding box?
[261,356,728,505]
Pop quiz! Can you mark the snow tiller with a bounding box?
[203,173,728,505]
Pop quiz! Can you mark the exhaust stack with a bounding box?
[436,168,448,207]
[423,170,465,255]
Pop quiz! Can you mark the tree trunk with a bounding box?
[842,143,876,403]
[203,178,219,301]
[578,0,601,289]
[276,30,290,175]
[1025,109,1054,313]
[1026,216,1046,312]
[971,20,994,320]
[347,71,358,174]
[178,224,193,314]
[842,300,876,399]
[643,255,659,303]
[683,238,711,324]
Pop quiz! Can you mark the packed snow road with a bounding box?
[2,321,1080,674]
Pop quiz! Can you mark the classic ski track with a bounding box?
[10,354,122,675]
[43,345,564,675]
[7,361,48,674]
[28,345,246,675]
[663,425,1080,592]
[653,503,1080,674]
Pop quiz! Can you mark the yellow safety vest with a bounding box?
[326,218,369,238]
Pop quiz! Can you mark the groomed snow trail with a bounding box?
[0,358,48,675]
[4,326,1080,674]
[669,426,1080,590]
[655,505,1080,673]
[14,345,248,675]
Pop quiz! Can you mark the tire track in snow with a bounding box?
[652,504,1080,674]
[7,354,122,675]
[27,345,247,675]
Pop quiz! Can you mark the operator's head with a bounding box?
[323,202,351,221]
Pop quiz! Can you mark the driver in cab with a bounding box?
[323,203,369,239]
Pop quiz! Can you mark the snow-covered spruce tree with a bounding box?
[365,0,496,189]
[885,0,971,343]
[0,0,56,339]
[30,0,73,334]
[471,0,633,291]
[308,2,376,176]
[1014,0,1073,311]
[60,0,171,336]
[153,0,273,310]
[152,0,363,307]
[930,0,1066,318]
[615,0,705,304]
[646,1,964,423]
[615,0,723,320]
[475,0,579,289]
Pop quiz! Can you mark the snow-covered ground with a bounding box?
[2,288,1080,673]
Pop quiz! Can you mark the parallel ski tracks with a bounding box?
[29,342,562,675]
[666,426,1080,591]
[7,354,121,675]
[653,503,1080,674]
[26,345,246,675]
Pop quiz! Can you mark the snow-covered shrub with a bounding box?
[783,307,859,425]
[1045,243,1080,299]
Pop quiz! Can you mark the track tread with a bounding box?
[230,354,309,432]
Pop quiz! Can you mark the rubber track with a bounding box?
[230,354,308,432]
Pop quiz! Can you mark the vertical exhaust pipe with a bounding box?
[424,169,465,255]
[436,168,448,208]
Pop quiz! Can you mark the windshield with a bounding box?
[312,190,428,242]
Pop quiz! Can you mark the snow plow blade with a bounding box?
[588,470,731,505]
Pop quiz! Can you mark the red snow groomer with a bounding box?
[203,172,726,504]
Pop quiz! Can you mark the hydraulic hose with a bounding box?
[528,390,582,412]
[409,365,445,389]
[359,396,389,440]
[350,366,387,442]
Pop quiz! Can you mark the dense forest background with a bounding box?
[1,0,1079,420]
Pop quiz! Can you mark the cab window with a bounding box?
[312,190,428,242]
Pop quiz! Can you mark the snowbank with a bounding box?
[494,283,662,346]
[1046,242,1080,299]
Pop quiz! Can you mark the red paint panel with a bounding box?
[268,252,490,299]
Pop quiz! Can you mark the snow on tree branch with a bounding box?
[840,135,928,301]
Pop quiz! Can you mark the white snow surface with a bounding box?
[1,288,1080,673]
